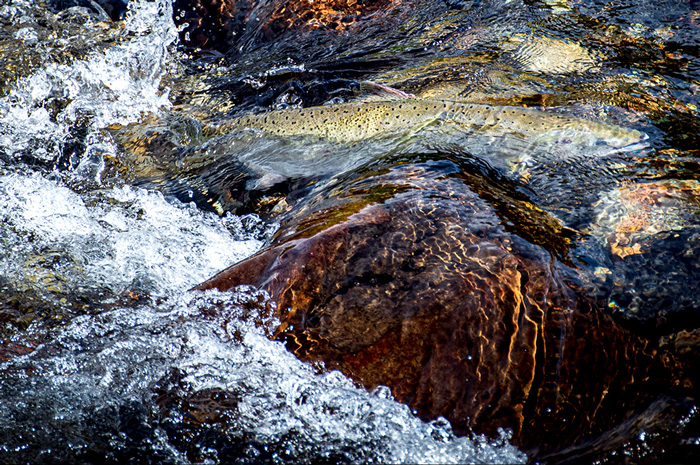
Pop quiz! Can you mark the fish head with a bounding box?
[603,128,649,151]
[550,126,650,156]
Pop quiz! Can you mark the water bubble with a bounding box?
[371,385,394,400]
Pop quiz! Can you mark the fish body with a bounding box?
[167,95,648,214]
[206,98,647,153]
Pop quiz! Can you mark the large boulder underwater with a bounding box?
[105,1,700,462]
[193,157,699,462]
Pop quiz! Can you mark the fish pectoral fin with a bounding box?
[358,81,415,101]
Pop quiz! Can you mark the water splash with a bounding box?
[0,172,269,305]
[0,0,177,166]
[0,289,526,464]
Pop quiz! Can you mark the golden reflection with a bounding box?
[265,0,402,32]
[593,179,700,259]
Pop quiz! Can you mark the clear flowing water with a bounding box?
[0,1,525,463]
[2,0,700,463]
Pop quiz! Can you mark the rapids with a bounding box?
[1,0,699,463]
[0,0,524,463]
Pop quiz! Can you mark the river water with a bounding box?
[1,0,699,463]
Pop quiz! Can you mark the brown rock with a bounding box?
[195,161,695,460]
[172,0,403,51]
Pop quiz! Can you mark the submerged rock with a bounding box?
[502,35,602,75]
[172,0,404,51]
[194,160,698,461]
[590,180,700,333]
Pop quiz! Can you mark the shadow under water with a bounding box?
[2,0,700,464]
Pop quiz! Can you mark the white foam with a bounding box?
[0,0,177,164]
[0,172,266,297]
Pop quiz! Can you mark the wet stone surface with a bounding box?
[196,160,699,462]
[2,0,700,464]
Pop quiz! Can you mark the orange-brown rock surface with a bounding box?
[173,0,403,51]
[195,161,696,460]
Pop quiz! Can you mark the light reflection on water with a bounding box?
[0,0,526,463]
[0,0,699,463]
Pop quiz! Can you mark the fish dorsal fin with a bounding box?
[359,81,415,101]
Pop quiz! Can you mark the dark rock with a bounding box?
[172,0,404,53]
